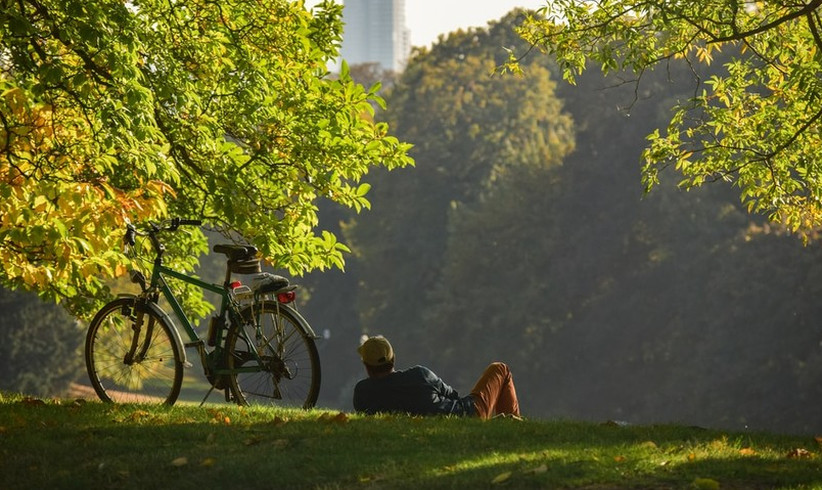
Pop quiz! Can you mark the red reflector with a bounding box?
[277,291,296,303]
[229,281,243,289]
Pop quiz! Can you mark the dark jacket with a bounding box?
[353,365,475,416]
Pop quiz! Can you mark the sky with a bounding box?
[403,1,547,47]
[306,1,548,48]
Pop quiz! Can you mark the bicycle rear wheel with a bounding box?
[85,298,183,405]
[225,301,320,409]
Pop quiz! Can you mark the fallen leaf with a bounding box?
[692,477,720,490]
[786,448,813,459]
[739,448,756,456]
[128,410,150,422]
[524,464,548,474]
[688,453,696,462]
[20,397,46,407]
[614,455,626,462]
[318,412,350,424]
[814,436,822,446]
[491,471,512,484]
[200,458,216,467]
[170,457,188,467]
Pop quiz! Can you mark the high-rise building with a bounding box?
[339,0,411,72]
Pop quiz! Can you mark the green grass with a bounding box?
[1,391,821,489]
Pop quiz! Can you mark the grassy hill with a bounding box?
[1,391,820,489]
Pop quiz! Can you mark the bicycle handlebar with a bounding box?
[177,219,202,227]
[123,218,202,251]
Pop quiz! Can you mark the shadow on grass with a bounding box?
[1,399,820,489]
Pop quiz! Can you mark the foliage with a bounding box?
[514,1,822,238]
[297,8,822,436]
[0,0,412,316]
[2,394,822,489]
[346,10,575,365]
[0,287,83,396]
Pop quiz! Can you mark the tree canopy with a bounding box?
[0,0,412,314]
[514,1,822,238]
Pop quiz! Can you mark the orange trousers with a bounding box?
[470,362,520,419]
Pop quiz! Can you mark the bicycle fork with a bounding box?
[122,300,155,366]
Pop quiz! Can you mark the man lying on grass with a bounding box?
[353,335,521,419]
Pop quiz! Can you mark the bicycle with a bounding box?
[84,218,321,408]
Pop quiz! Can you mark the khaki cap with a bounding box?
[358,335,394,366]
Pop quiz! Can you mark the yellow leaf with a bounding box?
[128,410,150,421]
[491,471,512,484]
[739,448,756,456]
[692,477,720,490]
[114,263,128,277]
[525,464,548,474]
[170,457,188,467]
[786,448,812,459]
[243,436,262,446]
[200,458,216,467]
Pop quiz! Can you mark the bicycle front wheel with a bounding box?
[226,301,320,409]
[85,298,183,405]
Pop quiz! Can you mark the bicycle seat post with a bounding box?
[223,260,233,289]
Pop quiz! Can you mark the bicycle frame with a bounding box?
[150,263,228,345]
[145,260,285,379]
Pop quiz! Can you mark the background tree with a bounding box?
[0,286,83,396]
[294,9,822,434]
[514,0,822,238]
[343,10,575,385]
[0,0,412,316]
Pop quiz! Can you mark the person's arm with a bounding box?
[420,366,459,399]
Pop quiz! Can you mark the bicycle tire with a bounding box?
[85,297,183,405]
[225,300,320,409]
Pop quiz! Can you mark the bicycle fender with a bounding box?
[279,302,320,339]
[119,294,188,365]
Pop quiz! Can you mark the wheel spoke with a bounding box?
[85,299,183,405]
[226,301,320,408]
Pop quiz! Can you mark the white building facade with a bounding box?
[339,0,411,72]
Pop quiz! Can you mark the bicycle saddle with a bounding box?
[213,244,258,262]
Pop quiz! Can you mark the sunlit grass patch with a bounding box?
[1,392,820,489]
